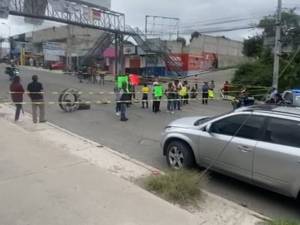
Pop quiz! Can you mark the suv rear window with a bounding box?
[263,117,300,148]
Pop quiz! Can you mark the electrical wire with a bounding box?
[279,47,300,79]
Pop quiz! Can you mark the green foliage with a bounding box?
[259,9,300,48]
[177,37,187,47]
[243,35,263,57]
[190,31,201,42]
[268,219,300,225]
[234,9,300,91]
[144,170,205,205]
[233,62,273,87]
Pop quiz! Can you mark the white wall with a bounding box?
[31,25,107,57]
[189,35,243,57]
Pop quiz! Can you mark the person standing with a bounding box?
[100,71,105,86]
[120,82,129,122]
[153,82,163,113]
[209,80,215,91]
[10,76,24,121]
[182,81,190,105]
[29,57,34,67]
[115,86,121,116]
[92,66,97,84]
[166,82,175,114]
[222,81,230,99]
[202,82,209,105]
[141,83,150,109]
[27,75,46,123]
[173,80,182,111]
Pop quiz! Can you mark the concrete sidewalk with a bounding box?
[0,104,266,225]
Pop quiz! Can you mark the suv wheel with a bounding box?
[166,141,194,169]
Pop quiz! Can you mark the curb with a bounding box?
[47,118,269,223]
[0,104,269,224]
[47,121,162,176]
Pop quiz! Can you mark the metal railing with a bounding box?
[126,26,183,77]
[9,0,130,34]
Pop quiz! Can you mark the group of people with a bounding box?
[10,75,46,123]
[78,65,107,85]
[114,77,218,122]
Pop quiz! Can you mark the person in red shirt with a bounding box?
[10,76,25,121]
[222,81,230,99]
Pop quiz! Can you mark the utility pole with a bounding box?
[272,0,282,89]
[66,25,73,71]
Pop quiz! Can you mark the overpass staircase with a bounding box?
[127,26,184,77]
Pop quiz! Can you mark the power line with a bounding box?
[180,17,260,29]
[180,9,276,25]
[180,9,277,27]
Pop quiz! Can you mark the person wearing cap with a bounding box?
[27,75,46,123]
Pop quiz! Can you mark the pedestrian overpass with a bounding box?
[1,0,184,76]
[1,0,130,72]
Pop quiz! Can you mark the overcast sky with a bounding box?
[0,0,299,41]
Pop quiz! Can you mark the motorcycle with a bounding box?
[231,96,255,109]
[5,66,20,81]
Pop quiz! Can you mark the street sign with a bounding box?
[0,0,9,19]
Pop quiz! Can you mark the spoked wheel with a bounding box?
[166,141,194,169]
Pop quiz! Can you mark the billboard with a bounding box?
[43,42,65,61]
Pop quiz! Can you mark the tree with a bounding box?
[190,31,200,42]
[243,35,263,58]
[176,37,186,47]
[259,9,300,48]
[232,9,300,92]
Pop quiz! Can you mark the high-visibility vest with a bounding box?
[117,75,128,88]
[208,90,215,98]
[154,85,163,97]
[179,86,187,97]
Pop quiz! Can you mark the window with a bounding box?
[263,118,300,148]
[210,115,265,140]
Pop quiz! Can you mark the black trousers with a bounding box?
[153,97,161,113]
[15,104,22,121]
[202,93,208,104]
[142,94,149,108]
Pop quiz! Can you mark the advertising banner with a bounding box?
[43,42,65,61]
[124,46,136,55]
[92,9,102,20]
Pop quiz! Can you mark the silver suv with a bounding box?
[161,105,300,198]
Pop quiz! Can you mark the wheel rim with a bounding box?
[168,145,184,169]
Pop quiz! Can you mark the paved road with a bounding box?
[0,64,299,220]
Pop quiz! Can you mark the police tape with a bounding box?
[6,88,269,95]
[0,94,267,106]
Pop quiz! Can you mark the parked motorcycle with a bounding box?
[231,96,255,109]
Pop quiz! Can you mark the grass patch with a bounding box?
[268,219,300,225]
[144,170,206,206]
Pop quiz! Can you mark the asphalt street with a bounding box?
[0,64,299,220]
